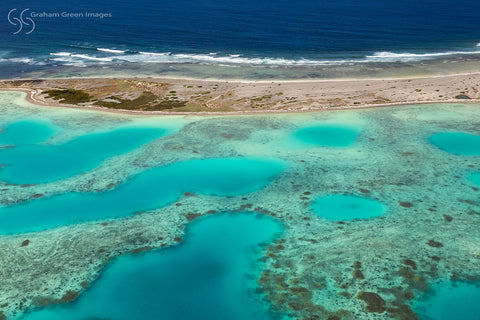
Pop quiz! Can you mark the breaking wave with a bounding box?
[3,44,480,68]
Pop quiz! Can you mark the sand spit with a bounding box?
[1,73,480,115]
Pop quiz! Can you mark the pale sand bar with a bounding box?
[1,73,480,115]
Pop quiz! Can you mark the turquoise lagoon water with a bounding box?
[19,213,284,320]
[414,282,480,320]
[311,194,387,221]
[294,124,359,147]
[0,158,285,234]
[429,132,480,156]
[469,172,480,186]
[0,121,168,184]
[0,120,57,145]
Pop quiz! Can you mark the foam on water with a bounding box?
[0,125,167,184]
[23,44,480,69]
[97,48,126,54]
[311,194,387,221]
[0,158,285,234]
[413,281,480,320]
[3,0,480,79]
[18,212,284,320]
[294,124,360,147]
[429,132,480,155]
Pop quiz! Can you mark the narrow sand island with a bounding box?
[1,73,480,114]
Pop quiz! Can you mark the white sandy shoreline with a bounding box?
[4,70,480,84]
[1,73,480,116]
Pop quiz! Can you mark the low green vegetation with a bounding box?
[145,100,187,111]
[93,91,187,111]
[251,94,272,101]
[94,92,157,110]
[44,89,92,104]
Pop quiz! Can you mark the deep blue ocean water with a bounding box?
[1,0,480,78]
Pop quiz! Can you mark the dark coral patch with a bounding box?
[357,291,386,313]
[289,287,313,300]
[185,212,201,221]
[398,266,415,280]
[32,290,79,308]
[381,286,419,320]
[459,199,475,205]
[353,269,365,279]
[31,296,56,307]
[399,201,414,208]
[59,291,79,303]
[220,132,234,139]
[427,240,443,248]
[402,259,417,270]
[130,246,155,254]
[387,304,419,319]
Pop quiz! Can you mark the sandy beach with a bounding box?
[1,72,480,115]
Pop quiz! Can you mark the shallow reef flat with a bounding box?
[0,91,479,319]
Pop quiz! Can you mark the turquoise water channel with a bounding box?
[413,282,480,320]
[19,213,284,320]
[429,132,480,156]
[0,157,285,234]
[0,120,168,184]
[0,119,57,145]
